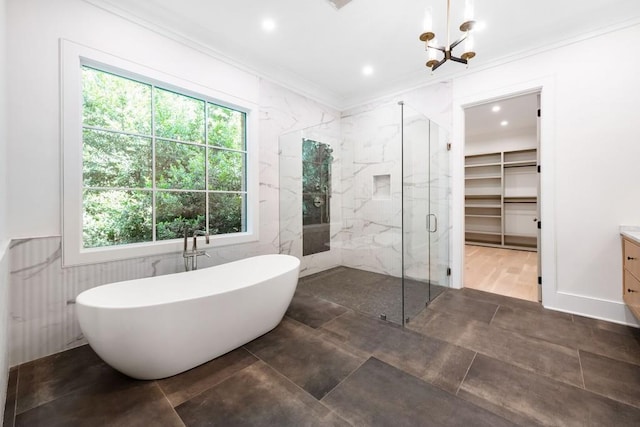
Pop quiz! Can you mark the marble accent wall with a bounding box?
[9,237,184,365]
[339,102,403,276]
[8,79,340,366]
[279,123,343,277]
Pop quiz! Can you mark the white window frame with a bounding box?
[61,40,259,266]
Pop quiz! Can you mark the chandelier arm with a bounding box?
[449,33,468,51]
[431,58,448,71]
[448,56,468,65]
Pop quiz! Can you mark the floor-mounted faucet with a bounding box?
[183,229,210,271]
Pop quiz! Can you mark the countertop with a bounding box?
[620,225,640,245]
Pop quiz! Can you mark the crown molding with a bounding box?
[83,1,640,112]
[83,0,345,110]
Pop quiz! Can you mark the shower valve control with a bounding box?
[313,196,323,207]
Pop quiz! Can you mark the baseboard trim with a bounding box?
[544,290,640,328]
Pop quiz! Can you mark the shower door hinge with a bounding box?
[446,142,452,151]
[446,267,451,276]
[537,221,541,229]
[537,165,541,173]
[538,276,542,285]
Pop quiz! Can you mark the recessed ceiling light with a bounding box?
[500,120,509,126]
[491,105,501,113]
[262,18,276,32]
[362,65,374,76]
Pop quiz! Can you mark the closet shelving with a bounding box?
[465,149,538,251]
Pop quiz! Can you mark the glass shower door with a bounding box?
[401,104,450,325]
[427,118,450,302]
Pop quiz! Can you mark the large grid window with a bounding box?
[81,66,247,249]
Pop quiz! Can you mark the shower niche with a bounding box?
[302,139,333,255]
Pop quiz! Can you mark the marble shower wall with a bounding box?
[339,102,404,277]
[279,122,343,277]
[339,83,453,281]
[8,79,340,366]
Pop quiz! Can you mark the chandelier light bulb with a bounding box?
[464,34,474,53]
[423,7,433,33]
[464,0,475,22]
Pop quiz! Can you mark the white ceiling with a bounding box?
[465,92,538,138]
[89,0,640,109]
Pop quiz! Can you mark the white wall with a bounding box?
[0,0,10,419]
[452,23,640,326]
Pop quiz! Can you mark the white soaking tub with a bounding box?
[76,254,300,380]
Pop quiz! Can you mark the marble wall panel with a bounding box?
[279,121,343,277]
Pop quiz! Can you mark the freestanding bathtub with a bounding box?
[76,254,300,380]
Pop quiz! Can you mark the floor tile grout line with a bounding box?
[12,363,105,417]
[246,347,357,422]
[156,353,260,412]
[574,380,640,410]
[154,381,187,427]
[11,365,20,426]
[576,349,586,389]
[242,324,370,405]
[455,351,478,396]
[489,305,500,325]
[320,356,370,404]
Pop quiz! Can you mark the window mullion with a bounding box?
[151,84,157,242]
[205,102,210,234]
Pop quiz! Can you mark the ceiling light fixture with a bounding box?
[362,65,374,76]
[491,105,501,113]
[262,18,276,32]
[500,120,509,127]
[419,0,477,72]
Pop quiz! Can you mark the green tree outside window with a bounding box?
[81,66,247,248]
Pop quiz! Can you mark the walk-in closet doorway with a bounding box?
[463,92,541,302]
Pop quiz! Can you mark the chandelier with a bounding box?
[419,0,476,71]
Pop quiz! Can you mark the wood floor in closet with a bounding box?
[465,245,538,302]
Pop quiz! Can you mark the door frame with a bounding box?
[450,76,558,309]
[460,91,541,301]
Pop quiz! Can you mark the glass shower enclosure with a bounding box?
[279,101,450,326]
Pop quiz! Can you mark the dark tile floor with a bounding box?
[4,269,640,426]
[297,266,445,325]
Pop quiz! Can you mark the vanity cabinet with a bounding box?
[622,237,640,320]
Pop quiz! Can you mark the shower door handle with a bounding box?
[427,214,437,233]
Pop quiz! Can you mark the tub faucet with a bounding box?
[192,230,210,251]
[183,229,210,271]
